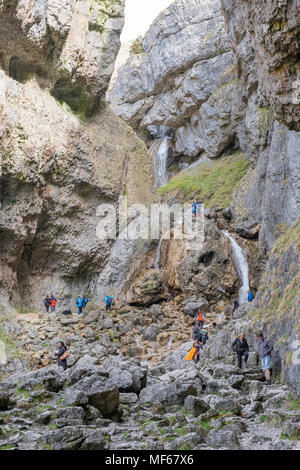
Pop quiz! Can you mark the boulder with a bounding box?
[82,309,102,324]
[143,325,160,341]
[139,382,197,406]
[183,396,210,416]
[70,374,119,416]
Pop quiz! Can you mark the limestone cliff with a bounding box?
[0,0,156,309]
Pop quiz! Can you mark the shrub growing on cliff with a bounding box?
[130,37,145,54]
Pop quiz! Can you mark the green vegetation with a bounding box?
[258,106,274,134]
[287,396,300,412]
[130,37,145,54]
[174,426,186,436]
[212,79,238,96]
[199,420,211,431]
[0,444,14,450]
[0,325,23,360]
[159,151,249,208]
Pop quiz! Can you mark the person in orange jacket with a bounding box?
[50,295,57,313]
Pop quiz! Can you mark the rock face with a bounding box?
[0,1,155,308]
[108,0,243,161]
[221,0,300,132]
[0,0,126,115]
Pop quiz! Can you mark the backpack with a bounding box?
[62,310,72,316]
[60,350,70,361]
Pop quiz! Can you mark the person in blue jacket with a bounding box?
[247,289,254,302]
[83,295,89,310]
[76,296,83,315]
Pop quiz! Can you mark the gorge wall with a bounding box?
[0,0,156,309]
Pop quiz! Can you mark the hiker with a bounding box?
[232,333,249,369]
[192,202,198,216]
[199,328,209,346]
[105,295,114,311]
[50,295,57,313]
[83,295,89,309]
[44,295,51,313]
[232,299,239,315]
[257,332,274,385]
[76,296,83,315]
[193,339,203,363]
[197,310,205,328]
[247,289,253,302]
[55,341,68,371]
[192,322,202,341]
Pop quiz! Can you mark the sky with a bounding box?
[121,0,174,43]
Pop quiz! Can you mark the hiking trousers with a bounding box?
[237,351,248,369]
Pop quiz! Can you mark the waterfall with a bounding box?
[222,230,250,304]
[153,137,169,188]
[154,237,163,269]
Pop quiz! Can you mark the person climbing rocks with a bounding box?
[105,295,114,311]
[197,310,205,328]
[199,328,209,346]
[257,332,273,385]
[83,295,89,309]
[55,341,69,371]
[232,299,239,315]
[232,333,249,369]
[44,295,51,313]
[247,289,254,302]
[193,339,203,363]
[76,296,83,315]
[50,295,57,313]
[192,321,202,341]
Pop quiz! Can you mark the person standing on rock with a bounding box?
[257,332,273,385]
[194,310,205,328]
[247,289,254,302]
[44,295,51,314]
[232,333,249,369]
[55,341,68,371]
[50,295,57,314]
[76,296,83,315]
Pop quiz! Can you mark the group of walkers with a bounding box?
[186,310,209,363]
[44,293,116,317]
[186,308,274,385]
[231,332,274,385]
[76,295,89,315]
[44,295,57,313]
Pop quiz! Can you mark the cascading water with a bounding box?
[154,137,169,188]
[154,237,163,269]
[222,230,250,304]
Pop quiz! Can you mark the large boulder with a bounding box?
[139,382,197,406]
[69,374,119,416]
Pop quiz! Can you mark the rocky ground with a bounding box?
[0,303,299,451]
